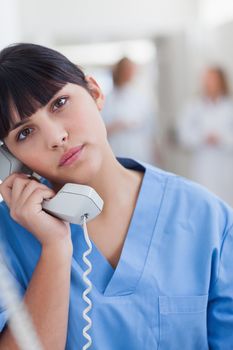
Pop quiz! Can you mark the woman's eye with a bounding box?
[17,127,33,141]
[53,96,67,111]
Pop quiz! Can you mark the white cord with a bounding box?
[0,245,44,350]
[81,215,93,350]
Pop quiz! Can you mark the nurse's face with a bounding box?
[203,70,224,99]
[4,80,108,188]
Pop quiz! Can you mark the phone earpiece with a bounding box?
[0,145,33,181]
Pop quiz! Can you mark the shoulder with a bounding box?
[221,96,233,106]
[145,163,233,236]
[220,96,233,111]
[183,97,204,111]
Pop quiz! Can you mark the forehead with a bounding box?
[205,70,220,80]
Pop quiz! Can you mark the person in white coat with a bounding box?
[102,58,157,164]
[177,66,233,206]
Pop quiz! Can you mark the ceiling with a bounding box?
[19,0,198,45]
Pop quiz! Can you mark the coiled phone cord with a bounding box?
[81,214,93,350]
[0,245,43,350]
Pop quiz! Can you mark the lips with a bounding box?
[59,145,84,166]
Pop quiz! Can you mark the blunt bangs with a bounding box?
[0,43,89,140]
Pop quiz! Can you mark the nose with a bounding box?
[43,120,68,149]
[51,133,68,149]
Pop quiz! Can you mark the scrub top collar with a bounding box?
[71,158,168,297]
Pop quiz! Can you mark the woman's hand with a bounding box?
[0,173,72,249]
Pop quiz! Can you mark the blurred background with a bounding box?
[1,0,233,205]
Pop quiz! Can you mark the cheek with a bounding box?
[23,159,45,174]
[14,149,48,173]
[70,103,106,141]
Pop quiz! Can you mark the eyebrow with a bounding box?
[10,118,31,131]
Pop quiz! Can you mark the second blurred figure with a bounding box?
[177,67,233,206]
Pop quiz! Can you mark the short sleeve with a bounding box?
[208,226,233,348]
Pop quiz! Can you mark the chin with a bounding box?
[58,152,103,186]
[76,154,102,185]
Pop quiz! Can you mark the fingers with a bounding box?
[0,173,29,207]
[25,187,55,211]
[0,173,55,210]
[10,188,55,224]
[11,178,54,209]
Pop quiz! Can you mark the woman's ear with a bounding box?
[85,76,105,111]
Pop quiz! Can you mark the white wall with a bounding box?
[199,0,233,26]
[0,0,21,200]
[0,0,22,49]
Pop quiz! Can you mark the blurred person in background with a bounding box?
[102,57,158,164]
[177,66,233,206]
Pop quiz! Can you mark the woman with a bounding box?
[177,66,233,206]
[0,44,232,349]
[102,57,156,164]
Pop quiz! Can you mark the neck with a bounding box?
[206,92,224,102]
[87,147,144,219]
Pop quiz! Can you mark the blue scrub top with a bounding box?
[0,158,233,349]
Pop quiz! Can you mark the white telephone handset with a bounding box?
[0,144,104,224]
